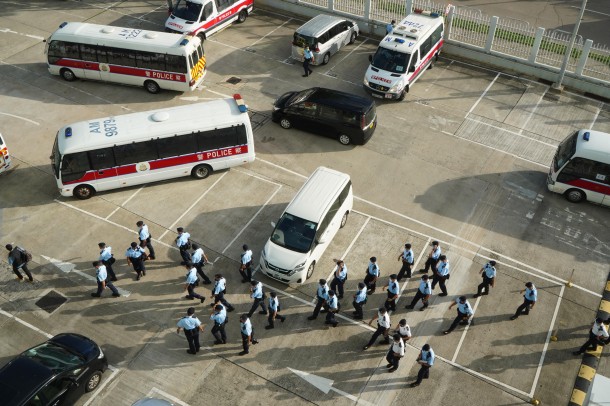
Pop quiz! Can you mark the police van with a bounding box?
[363,10,444,100]
[165,0,253,40]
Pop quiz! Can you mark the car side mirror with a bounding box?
[270,222,276,228]
[408,65,415,73]
[368,55,372,62]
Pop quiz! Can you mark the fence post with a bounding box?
[485,16,498,52]
[445,5,455,40]
[405,0,413,15]
[364,0,371,20]
[328,0,333,12]
[528,27,545,64]
[575,39,593,76]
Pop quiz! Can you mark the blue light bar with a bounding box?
[65,127,72,138]
[431,12,440,17]
[394,38,405,44]
[59,22,68,29]
[233,94,248,113]
[180,38,189,46]
[583,131,590,141]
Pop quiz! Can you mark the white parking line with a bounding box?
[466,72,499,118]
[517,85,549,135]
[324,217,371,285]
[248,18,293,48]
[464,116,557,148]
[0,309,53,339]
[324,37,369,75]
[451,295,481,363]
[395,238,430,307]
[147,387,191,406]
[82,366,119,406]
[105,186,145,220]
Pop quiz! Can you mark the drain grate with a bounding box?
[35,290,67,314]
[226,76,242,85]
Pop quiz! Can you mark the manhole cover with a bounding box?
[226,77,242,84]
[35,290,67,314]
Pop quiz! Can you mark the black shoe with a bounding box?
[473,294,480,298]
[309,70,313,74]
[136,275,141,281]
[265,325,274,330]
[239,350,249,355]
[439,293,448,297]
[281,317,286,323]
[187,350,196,354]
[196,348,200,352]
[388,368,397,373]
[302,74,308,77]
[406,305,414,309]
[110,278,118,282]
[90,293,101,297]
[200,297,205,304]
[252,340,259,345]
[112,293,121,297]
[227,307,235,312]
[142,271,146,276]
[386,363,393,368]
[419,307,426,311]
[510,316,518,320]
[185,296,195,300]
[203,281,212,285]
[523,312,529,316]
[149,256,155,260]
[443,330,451,335]
[259,311,268,315]
[338,295,343,299]
[332,322,338,327]
[180,261,186,266]
[241,279,248,283]
[213,340,223,345]
[482,292,489,295]
[419,269,427,273]
[363,346,369,350]
[411,382,420,387]
[354,316,363,320]
[308,316,317,320]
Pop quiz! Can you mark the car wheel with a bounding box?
[340,211,349,228]
[565,189,585,203]
[349,31,357,44]
[398,88,407,101]
[197,32,206,42]
[280,117,292,129]
[237,9,247,23]
[60,68,76,82]
[306,262,315,280]
[144,80,160,94]
[73,185,95,200]
[191,164,212,179]
[85,371,102,392]
[338,134,351,145]
[322,53,330,65]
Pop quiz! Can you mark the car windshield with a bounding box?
[371,47,410,74]
[287,88,316,106]
[172,0,202,21]
[270,213,317,253]
[23,343,84,373]
[554,130,578,171]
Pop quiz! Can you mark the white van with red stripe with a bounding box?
[165,0,253,40]
[363,10,444,101]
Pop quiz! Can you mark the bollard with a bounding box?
[566,269,575,287]
[530,398,540,405]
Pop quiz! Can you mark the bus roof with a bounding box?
[57,98,248,154]
[575,129,610,164]
[49,22,197,53]
[286,167,350,222]
[379,12,443,53]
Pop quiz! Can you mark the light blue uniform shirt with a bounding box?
[388,280,400,295]
[240,318,252,336]
[96,265,108,282]
[99,247,112,262]
[418,279,432,295]
[269,296,279,312]
[368,262,380,277]
[431,247,441,260]
[402,248,414,263]
[251,282,263,299]
[176,232,190,248]
[177,316,201,330]
[327,295,338,310]
[241,249,253,264]
[525,286,537,302]
[456,299,473,315]
[186,267,198,284]
[191,248,204,264]
[354,287,367,303]
[437,261,450,276]
[304,49,314,60]
[139,224,150,241]
[334,265,348,281]
[125,246,144,258]
[211,310,226,324]
[483,263,496,278]
[421,348,435,366]
[213,278,226,295]
[317,284,329,299]
[386,23,394,34]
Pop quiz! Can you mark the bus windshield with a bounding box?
[51,136,61,178]
[270,213,317,253]
[371,48,410,74]
[172,0,202,21]
[554,131,578,171]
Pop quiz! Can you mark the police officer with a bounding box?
[352,282,368,320]
[125,242,146,280]
[175,227,191,264]
[247,280,268,317]
[6,244,33,282]
[210,304,227,345]
[363,307,391,350]
[136,220,155,260]
[386,19,396,35]
[410,344,435,387]
[210,274,235,311]
[386,333,405,373]
[239,244,253,283]
[330,259,348,299]
[183,262,205,303]
[325,290,339,327]
[302,46,314,77]
[406,274,432,311]
[395,319,412,342]
[308,279,330,320]
[191,243,211,284]
[239,314,259,355]
[98,242,117,281]
[443,296,474,335]
[91,261,120,298]
[384,274,400,312]
[266,291,286,329]
[420,241,441,274]
[177,307,204,354]
[431,255,449,297]
[474,260,497,298]
[510,282,537,320]
[364,257,380,294]
[397,243,414,281]
[573,317,610,355]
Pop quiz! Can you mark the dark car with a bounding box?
[0,333,108,406]
[272,87,377,145]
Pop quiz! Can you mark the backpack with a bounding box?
[17,247,32,263]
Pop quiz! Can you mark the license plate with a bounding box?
[385,94,393,99]
[371,93,383,99]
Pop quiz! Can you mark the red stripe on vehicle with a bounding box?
[54,59,187,83]
[408,39,443,81]
[567,179,610,195]
[197,0,253,32]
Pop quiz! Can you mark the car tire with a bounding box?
[73,185,95,200]
[197,32,206,42]
[322,53,330,65]
[191,164,212,179]
[85,371,103,392]
[338,134,351,145]
[398,88,407,101]
[237,9,248,23]
[280,117,292,129]
[144,80,160,94]
[306,261,315,280]
[340,211,349,228]
[565,189,585,203]
[349,31,357,44]
[60,68,76,82]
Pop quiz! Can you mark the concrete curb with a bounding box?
[568,272,610,406]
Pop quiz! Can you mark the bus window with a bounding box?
[114,141,158,165]
[89,148,116,170]
[61,152,90,182]
[157,134,197,158]
[554,131,578,171]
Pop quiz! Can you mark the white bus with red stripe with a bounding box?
[547,129,610,207]
[51,95,255,199]
[165,0,253,40]
[0,133,12,175]
[45,22,206,94]
[363,10,444,101]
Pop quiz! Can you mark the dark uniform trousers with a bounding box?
[476,275,494,295]
[447,310,470,332]
[415,365,430,384]
[212,322,227,343]
[330,277,346,298]
[101,259,117,281]
[513,297,534,318]
[131,257,145,277]
[364,273,377,294]
[325,308,338,326]
[353,300,365,319]
[184,328,200,353]
[96,279,119,296]
[311,295,329,318]
[179,245,191,263]
[409,290,429,309]
[239,261,253,283]
[213,292,234,311]
[187,283,204,300]
[431,274,448,295]
[140,237,155,258]
[385,291,397,312]
[397,260,413,281]
[248,296,267,317]
[366,323,389,347]
[268,309,285,327]
[195,261,211,283]
[386,349,401,369]
[577,330,609,353]
[12,263,33,281]
[423,257,439,273]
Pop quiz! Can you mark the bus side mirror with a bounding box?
[408,65,415,72]
[270,222,276,228]
[317,235,327,244]
[368,55,372,62]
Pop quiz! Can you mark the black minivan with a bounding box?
[272,87,377,145]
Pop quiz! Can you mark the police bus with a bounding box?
[0,133,12,175]
[547,129,610,206]
[45,22,206,94]
[51,95,255,199]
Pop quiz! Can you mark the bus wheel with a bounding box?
[306,261,315,280]
[144,80,160,94]
[340,211,349,228]
[338,134,351,145]
[237,9,248,23]
[565,189,585,203]
[60,68,76,82]
[73,185,95,200]
[192,164,212,179]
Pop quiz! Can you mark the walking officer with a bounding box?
[395,319,412,342]
[308,279,330,320]
[397,243,414,281]
[420,241,441,274]
[383,274,400,312]
[364,257,380,294]
[177,307,204,354]
[125,242,146,280]
[239,244,253,283]
[302,46,314,77]
[410,344,435,387]
[510,282,537,320]
[443,296,474,335]
[329,259,348,299]
[210,304,227,344]
[247,280,268,317]
[191,243,211,284]
[325,290,339,327]
[210,274,235,311]
[6,244,33,282]
[406,274,432,311]
[474,260,497,298]
[385,333,405,373]
[239,314,259,355]
[352,282,368,320]
[136,220,155,260]
[431,255,450,297]
[98,242,117,281]
[91,261,120,298]
[573,317,610,355]
[363,307,391,350]
[175,227,191,264]
[265,291,286,329]
[183,263,205,303]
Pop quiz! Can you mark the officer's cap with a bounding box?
[187,307,195,315]
[525,282,533,288]
[393,333,401,341]
[459,296,467,302]
[177,227,184,232]
[240,313,248,321]
[399,318,407,325]
[489,260,496,266]
[98,242,106,247]
[422,274,429,280]
[243,244,249,250]
[422,344,430,351]
[405,243,411,248]
[390,274,397,279]
[439,255,447,261]
[192,243,199,250]
[319,279,326,285]
[5,244,13,251]
[370,256,377,262]
[250,280,258,286]
[328,290,335,296]
[596,317,603,324]
[130,242,138,248]
[358,282,366,289]
[379,307,387,313]
[432,241,439,246]
[214,305,223,311]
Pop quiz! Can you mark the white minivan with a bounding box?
[259,167,353,284]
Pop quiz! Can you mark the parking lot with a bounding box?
[1,1,610,405]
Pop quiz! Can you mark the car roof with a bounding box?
[50,333,98,362]
[307,88,374,113]
[296,14,349,37]
[0,357,54,405]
